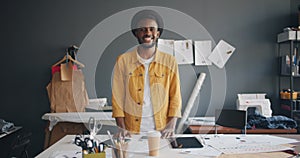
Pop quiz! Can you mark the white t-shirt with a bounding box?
[137,53,155,133]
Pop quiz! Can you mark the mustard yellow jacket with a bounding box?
[112,48,182,133]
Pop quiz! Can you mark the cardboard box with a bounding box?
[277,31,300,43]
[280,91,298,100]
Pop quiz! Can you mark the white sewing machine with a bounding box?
[236,93,272,117]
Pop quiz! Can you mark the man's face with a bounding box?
[135,18,160,49]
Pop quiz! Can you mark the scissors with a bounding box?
[74,135,95,152]
[88,117,102,139]
[74,135,87,150]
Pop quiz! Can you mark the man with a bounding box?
[112,9,182,138]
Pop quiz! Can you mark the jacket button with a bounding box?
[139,74,143,76]
[137,102,141,105]
[138,88,142,91]
[135,119,139,121]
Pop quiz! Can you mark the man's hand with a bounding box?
[115,127,131,138]
[161,127,174,139]
[115,117,131,139]
[161,117,178,139]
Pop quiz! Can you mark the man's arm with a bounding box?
[162,58,182,138]
[112,57,130,138]
[115,117,131,138]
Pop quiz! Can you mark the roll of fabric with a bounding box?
[0,119,14,133]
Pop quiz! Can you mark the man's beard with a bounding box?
[138,35,157,49]
[139,42,156,48]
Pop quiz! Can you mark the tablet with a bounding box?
[169,137,203,148]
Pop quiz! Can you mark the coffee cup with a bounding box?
[147,131,161,156]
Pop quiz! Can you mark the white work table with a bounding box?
[42,112,116,149]
[42,112,115,131]
[36,134,300,158]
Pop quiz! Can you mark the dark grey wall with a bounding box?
[291,0,300,26]
[0,0,294,156]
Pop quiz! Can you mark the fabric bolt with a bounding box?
[0,119,14,133]
[247,112,297,129]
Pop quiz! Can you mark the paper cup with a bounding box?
[147,131,161,156]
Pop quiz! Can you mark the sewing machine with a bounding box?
[236,93,272,117]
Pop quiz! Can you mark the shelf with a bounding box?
[278,56,300,76]
[280,99,299,115]
[280,74,300,77]
[277,30,300,119]
[280,99,300,101]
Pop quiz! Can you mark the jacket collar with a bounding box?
[131,47,160,64]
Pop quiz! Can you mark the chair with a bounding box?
[8,132,31,158]
[215,109,247,135]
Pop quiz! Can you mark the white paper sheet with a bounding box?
[179,146,222,157]
[174,40,194,65]
[208,40,235,68]
[157,38,174,56]
[49,150,81,158]
[204,134,298,154]
[219,144,292,154]
[195,40,212,66]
